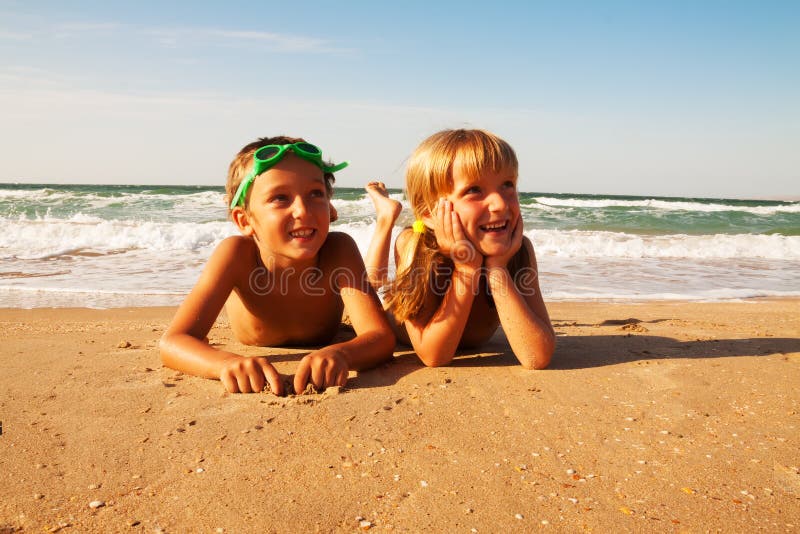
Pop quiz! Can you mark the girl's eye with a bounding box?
[465,186,481,195]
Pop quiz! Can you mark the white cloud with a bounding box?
[144,26,342,53]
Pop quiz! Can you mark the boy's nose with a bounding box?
[292,196,309,217]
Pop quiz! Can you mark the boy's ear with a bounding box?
[231,206,255,236]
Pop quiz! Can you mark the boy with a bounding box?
[160,136,395,394]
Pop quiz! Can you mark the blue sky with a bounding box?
[1,0,797,198]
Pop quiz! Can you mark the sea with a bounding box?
[1,183,799,308]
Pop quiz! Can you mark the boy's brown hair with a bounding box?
[225,135,336,215]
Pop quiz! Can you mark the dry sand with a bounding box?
[1,300,799,532]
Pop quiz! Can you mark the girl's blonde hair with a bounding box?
[385,129,527,322]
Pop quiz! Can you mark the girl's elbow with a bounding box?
[417,349,454,368]
[520,338,555,370]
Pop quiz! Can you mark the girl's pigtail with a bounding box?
[386,227,437,323]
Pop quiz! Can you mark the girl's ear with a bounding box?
[420,205,435,230]
[231,206,255,236]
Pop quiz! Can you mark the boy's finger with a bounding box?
[260,362,284,396]
[310,364,326,390]
[336,368,349,387]
[248,368,265,394]
[219,371,239,393]
[235,373,252,394]
[293,359,312,395]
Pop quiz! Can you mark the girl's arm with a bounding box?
[404,199,484,367]
[159,237,284,394]
[293,233,396,393]
[486,228,555,369]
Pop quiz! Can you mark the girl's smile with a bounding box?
[447,159,520,257]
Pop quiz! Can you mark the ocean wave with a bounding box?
[0,217,236,259]
[531,196,800,215]
[545,288,800,301]
[528,229,800,260]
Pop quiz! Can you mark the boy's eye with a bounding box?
[503,181,516,190]
[309,189,326,198]
[270,194,289,203]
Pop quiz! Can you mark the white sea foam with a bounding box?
[527,229,800,260]
[532,196,800,215]
[0,216,235,259]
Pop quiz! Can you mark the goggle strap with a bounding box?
[229,170,256,209]
[323,160,349,173]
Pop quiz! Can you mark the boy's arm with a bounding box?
[294,233,396,393]
[159,237,283,393]
[486,234,555,369]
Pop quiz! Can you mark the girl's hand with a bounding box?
[219,356,284,395]
[433,198,483,272]
[485,215,524,270]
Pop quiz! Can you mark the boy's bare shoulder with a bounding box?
[215,235,256,255]
[207,235,256,271]
[322,231,360,263]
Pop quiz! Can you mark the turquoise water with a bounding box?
[1,183,798,307]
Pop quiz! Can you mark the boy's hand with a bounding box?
[294,347,349,393]
[433,198,482,272]
[485,215,524,270]
[219,356,284,395]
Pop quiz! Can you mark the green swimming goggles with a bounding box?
[229,142,349,209]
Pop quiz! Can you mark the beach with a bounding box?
[1,299,798,532]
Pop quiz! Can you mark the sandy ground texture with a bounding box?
[1,300,799,533]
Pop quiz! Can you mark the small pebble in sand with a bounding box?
[515,514,524,520]
[117,340,131,348]
[566,469,576,475]
[34,493,44,499]
[359,520,372,530]
[88,484,101,490]
[88,500,105,509]
[420,480,429,487]
[196,468,204,473]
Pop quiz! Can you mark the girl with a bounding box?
[365,129,555,369]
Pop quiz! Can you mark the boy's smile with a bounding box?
[238,154,331,269]
[446,158,520,257]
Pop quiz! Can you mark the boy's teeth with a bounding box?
[290,229,314,237]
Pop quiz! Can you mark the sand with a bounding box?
[1,300,799,532]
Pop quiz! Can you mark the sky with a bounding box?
[0,0,798,198]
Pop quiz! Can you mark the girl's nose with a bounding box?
[487,192,509,212]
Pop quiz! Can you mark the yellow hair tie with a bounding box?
[412,220,426,234]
